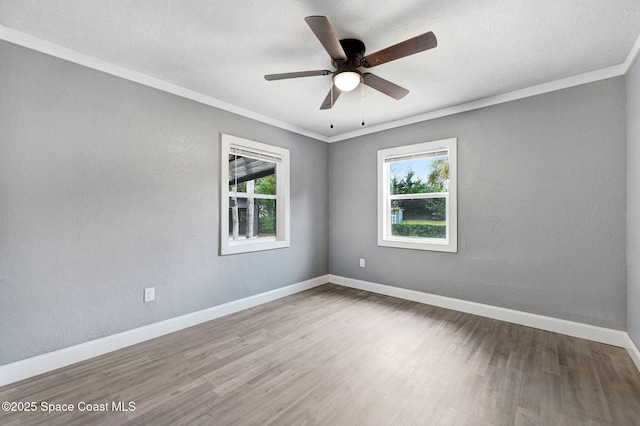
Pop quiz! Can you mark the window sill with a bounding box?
[221,237,289,255]
[378,237,457,253]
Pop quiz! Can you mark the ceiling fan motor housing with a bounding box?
[333,39,366,74]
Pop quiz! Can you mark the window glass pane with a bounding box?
[229,155,276,193]
[389,154,449,195]
[229,176,275,195]
[254,175,276,195]
[229,197,277,239]
[229,177,276,195]
[257,199,277,236]
[230,181,246,193]
[390,198,446,239]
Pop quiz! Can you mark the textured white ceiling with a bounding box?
[1,0,640,140]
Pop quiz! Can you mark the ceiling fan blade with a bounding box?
[362,31,437,68]
[265,70,332,81]
[363,73,409,100]
[304,16,348,61]
[320,86,342,109]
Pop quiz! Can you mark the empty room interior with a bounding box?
[2,1,640,425]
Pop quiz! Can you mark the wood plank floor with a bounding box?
[1,284,640,425]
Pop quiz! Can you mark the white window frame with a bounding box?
[221,134,290,255]
[377,138,457,253]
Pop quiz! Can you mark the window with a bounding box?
[221,134,290,255]
[378,138,457,253]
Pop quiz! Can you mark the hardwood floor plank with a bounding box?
[1,284,639,425]
[541,330,561,376]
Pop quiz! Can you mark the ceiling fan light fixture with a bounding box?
[333,71,361,92]
[264,16,437,110]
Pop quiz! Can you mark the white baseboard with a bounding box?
[626,335,640,372]
[0,275,328,388]
[3,274,637,388]
[329,275,639,369]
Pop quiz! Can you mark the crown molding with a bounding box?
[0,25,330,143]
[326,64,626,142]
[1,24,636,144]
[624,31,640,73]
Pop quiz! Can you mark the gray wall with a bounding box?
[629,56,640,346]
[0,36,633,367]
[329,78,627,330]
[0,41,329,365]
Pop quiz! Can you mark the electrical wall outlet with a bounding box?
[144,287,155,303]
[359,258,365,268]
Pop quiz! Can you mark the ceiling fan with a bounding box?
[264,16,437,110]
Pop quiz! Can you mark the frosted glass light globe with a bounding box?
[334,72,361,92]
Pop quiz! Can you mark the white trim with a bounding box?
[0,25,633,144]
[0,25,330,143]
[627,335,640,372]
[1,275,637,387]
[221,134,291,255]
[328,65,626,143]
[623,32,640,73]
[329,275,635,357]
[228,192,277,200]
[0,275,328,387]
[377,138,457,253]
